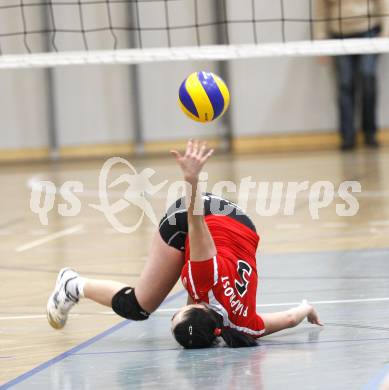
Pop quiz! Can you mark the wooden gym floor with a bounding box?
[1,147,389,389]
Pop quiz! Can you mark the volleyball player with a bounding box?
[47,139,322,348]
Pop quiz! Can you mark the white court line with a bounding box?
[0,314,81,320]
[16,225,84,252]
[321,222,349,228]
[0,315,45,320]
[155,296,389,312]
[27,176,124,199]
[256,296,389,308]
[274,224,302,230]
[369,220,389,227]
[28,229,50,236]
[2,297,389,321]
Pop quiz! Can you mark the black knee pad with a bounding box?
[111,287,150,321]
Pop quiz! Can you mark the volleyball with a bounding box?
[178,71,230,123]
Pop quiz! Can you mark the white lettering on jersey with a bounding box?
[220,275,249,317]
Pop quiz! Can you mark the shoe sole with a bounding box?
[46,268,72,330]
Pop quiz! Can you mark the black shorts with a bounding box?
[158,193,256,251]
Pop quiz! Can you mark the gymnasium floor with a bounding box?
[1,147,389,389]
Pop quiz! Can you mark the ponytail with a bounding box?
[219,327,257,348]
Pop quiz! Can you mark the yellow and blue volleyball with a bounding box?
[178,71,230,123]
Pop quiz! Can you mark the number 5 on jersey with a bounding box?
[235,260,252,297]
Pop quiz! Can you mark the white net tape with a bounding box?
[1,38,389,69]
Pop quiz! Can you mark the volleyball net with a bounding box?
[1,0,389,68]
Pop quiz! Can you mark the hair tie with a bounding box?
[213,328,222,337]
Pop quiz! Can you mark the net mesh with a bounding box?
[0,0,388,68]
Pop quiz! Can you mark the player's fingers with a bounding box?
[185,139,193,156]
[199,142,207,158]
[308,315,323,326]
[201,148,214,162]
[170,150,182,160]
[192,139,199,155]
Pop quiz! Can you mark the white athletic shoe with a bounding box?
[47,268,80,330]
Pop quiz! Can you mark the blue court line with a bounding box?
[361,363,389,390]
[0,290,186,390]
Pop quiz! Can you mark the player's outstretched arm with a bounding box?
[261,301,323,336]
[171,139,216,262]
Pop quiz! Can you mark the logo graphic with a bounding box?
[89,157,167,233]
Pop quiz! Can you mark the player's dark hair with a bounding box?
[172,306,258,348]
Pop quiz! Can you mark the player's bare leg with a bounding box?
[83,232,183,309]
[47,231,184,329]
[134,232,184,313]
[83,279,127,306]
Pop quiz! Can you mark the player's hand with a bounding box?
[316,56,331,65]
[305,303,323,326]
[171,139,214,182]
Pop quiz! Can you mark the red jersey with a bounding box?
[181,214,266,338]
